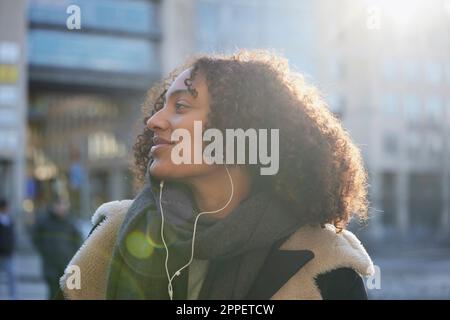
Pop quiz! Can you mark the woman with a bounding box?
[59,50,374,300]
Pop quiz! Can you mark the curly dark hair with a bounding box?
[133,50,368,230]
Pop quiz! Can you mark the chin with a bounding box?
[149,158,191,181]
[149,159,176,180]
[149,159,218,182]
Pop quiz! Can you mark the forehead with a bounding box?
[165,67,206,99]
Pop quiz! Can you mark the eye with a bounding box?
[175,101,190,112]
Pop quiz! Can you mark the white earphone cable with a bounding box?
[159,165,234,300]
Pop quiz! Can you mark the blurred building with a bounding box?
[25,0,161,219]
[0,0,27,223]
[161,0,317,76]
[313,0,450,239]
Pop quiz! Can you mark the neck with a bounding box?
[185,166,251,219]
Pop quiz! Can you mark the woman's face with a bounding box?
[147,68,219,181]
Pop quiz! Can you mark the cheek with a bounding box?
[173,119,209,157]
[150,112,212,179]
[149,143,218,179]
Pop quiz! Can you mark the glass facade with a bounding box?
[29,0,158,34]
[27,92,138,216]
[196,0,316,77]
[28,30,156,74]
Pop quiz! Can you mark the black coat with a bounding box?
[0,215,15,256]
[32,212,83,280]
[246,235,367,299]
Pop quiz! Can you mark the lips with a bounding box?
[152,136,174,146]
[150,136,175,155]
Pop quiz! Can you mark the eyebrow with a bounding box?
[165,89,193,101]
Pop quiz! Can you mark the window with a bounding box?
[403,60,419,82]
[383,132,398,155]
[428,133,442,157]
[381,59,397,81]
[381,172,397,226]
[0,109,18,127]
[404,94,421,120]
[425,96,443,121]
[0,130,18,155]
[407,131,421,156]
[0,86,18,106]
[88,131,127,160]
[425,61,442,85]
[380,93,398,115]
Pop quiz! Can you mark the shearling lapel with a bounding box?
[245,249,314,299]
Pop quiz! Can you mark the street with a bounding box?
[368,246,450,299]
[0,252,47,300]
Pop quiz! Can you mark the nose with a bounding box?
[147,109,170,133]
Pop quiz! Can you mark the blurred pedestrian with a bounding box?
[31,198,82,299]
[0,198,17,300]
